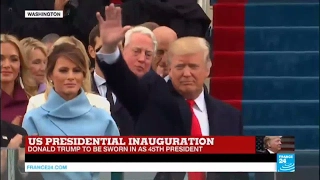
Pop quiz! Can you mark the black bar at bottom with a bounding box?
[26,154,276,162]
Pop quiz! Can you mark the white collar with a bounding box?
[164,75,170,82]
[267,149,275,154]
[193,90,205,112]
[93,71,106,86]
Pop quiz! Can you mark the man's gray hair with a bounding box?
[124,26,157,53]
[41,33,60,44]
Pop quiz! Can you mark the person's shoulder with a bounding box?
[256,150,269,154]
[141,70,164,83]
[209,96,240,115]
[24,106,46,122]
[256,150,265,154]
[90,106,114,121]
[29,93,46,103]
[86,93,110,108]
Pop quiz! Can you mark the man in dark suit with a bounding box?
[95,4,247,180]
[152,26,177,79]
[88,25,134,135]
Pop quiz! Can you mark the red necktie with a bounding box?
[186,100,206,180]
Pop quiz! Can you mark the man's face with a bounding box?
[88,37,102,60]
[123,33,154,78]
[154,41,170,77]
[169,52,209,98]
[153,34,176,78]
[269,137,282,153]
[45,43,53,52]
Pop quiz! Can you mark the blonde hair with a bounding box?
[264,136,282,149]
[168,37,212,69]
[44,36,92,99]
[20,37,48,89]
[20,37,48,60]
[0,34,37,98]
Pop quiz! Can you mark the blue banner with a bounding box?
[277,153,295,172]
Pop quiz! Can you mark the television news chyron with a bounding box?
[23,136,295,172]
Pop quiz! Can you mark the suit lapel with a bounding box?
[91,72,122,114]
[91,73,100,95]
[112,100,122,114]
[203,88,220,135]
[167,80,191,135]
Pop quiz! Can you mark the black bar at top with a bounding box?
[26,154,276,162]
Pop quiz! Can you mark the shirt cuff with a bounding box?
[96,48,120,65]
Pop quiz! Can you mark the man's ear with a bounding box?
[88,45,96,59]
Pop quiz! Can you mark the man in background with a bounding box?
[257,136,282,154]
[41,33,60,51]
[140,22,159,31]
[88,25,157,135]
[263,136,282,154]
[88,25,134,135]
[152,26,177,80]
[96,5,247,179]
[121,26,156,78]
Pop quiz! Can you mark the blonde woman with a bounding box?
[27,36,111,114]
[20,37,48,94]
[1,34,37,124]
[22,43,119,180]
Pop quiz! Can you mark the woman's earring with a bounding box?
[50,80,53,84]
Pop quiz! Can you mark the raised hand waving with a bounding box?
[96,4,131,53]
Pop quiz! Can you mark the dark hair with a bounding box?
[46,43,88,80]
[88,25,100,47]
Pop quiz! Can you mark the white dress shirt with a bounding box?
[267,149,275,154]
[164,75,170,82]
[93,71,116,103]
[192,90,209,136]
[96,49,210,135]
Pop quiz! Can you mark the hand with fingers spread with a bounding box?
[96,3,131,54]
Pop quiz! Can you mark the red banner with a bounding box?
[25,136,256,154]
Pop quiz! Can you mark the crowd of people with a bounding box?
[0,1,251,180]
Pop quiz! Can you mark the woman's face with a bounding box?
[28,48,47,84]
[49,56,84,100]
[0,42,20,84]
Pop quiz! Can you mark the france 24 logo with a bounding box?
[277,153,295,172]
